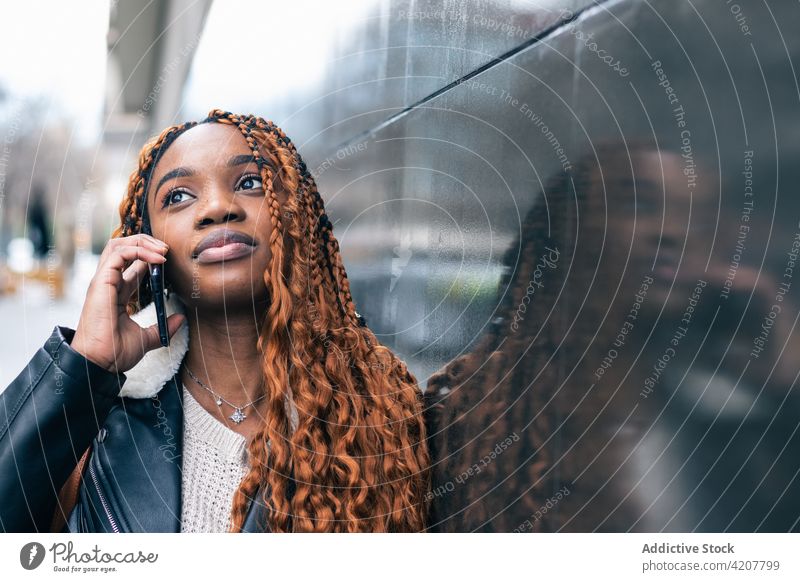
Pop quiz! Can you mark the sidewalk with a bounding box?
[0,253,98,389]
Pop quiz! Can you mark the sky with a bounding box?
[0,0,109,141]
[184,0,376,121]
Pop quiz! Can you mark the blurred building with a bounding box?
[101,0,211,248]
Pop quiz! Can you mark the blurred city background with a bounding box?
[2,0,800,531]
[0,0,553,386]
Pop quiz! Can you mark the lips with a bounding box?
[192,229,257,264]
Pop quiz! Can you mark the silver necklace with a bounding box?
[184,364,267,424]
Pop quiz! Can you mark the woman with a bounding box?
[0,109,431,533]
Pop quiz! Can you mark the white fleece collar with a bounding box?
[121,292,190,399]
[121,293,299,433]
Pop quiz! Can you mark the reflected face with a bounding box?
[145,122,286,311]
[602,149,716,310]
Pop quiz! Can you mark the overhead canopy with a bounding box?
[103,0,212,146]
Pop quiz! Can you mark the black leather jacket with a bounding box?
[0,325,287,532]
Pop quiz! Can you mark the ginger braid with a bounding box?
[112,120,198,312]
[423,168,574,532]
[113,109,431,532]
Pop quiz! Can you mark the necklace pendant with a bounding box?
[214,396,223,406]
[230,408,247,424]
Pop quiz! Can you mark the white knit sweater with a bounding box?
[180,384,250,533]
[115,295,300,532]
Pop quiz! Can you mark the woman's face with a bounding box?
[602,149,715,311]
[145,122,286,312]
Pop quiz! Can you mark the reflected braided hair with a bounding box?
[424,142,672,531]
[111,109,431,532]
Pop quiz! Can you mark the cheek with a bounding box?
[163,250,192,282]
[149,212,186,247]
[150,215,193,276]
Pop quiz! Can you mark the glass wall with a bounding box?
[185,0,800,532]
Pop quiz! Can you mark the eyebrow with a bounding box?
[153,155,263,197]
[227,154,258,167]
[154,167,194,197]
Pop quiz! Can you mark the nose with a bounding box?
[195,183,246,227]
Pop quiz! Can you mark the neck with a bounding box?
[180,306,266,407]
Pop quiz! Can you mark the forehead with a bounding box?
[152,122,251,175]
[144,122,254,204]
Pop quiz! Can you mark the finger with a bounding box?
[133,233,170,250]
[98,236,168,270]
[167,313,186,337]
[149,234,170,249]
[142,313,186,353]
[106,245,167,273]
[98,246,166,287]
[129,234,169,253]
[120,259,150,299]
[122,259,150,285]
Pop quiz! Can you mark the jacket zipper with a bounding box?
[88,458,121,533]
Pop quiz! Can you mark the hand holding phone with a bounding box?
[70,233,184,374]
[140,209,170,347]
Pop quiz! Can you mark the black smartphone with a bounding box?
[140,207,170,347]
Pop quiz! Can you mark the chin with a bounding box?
[178,276,264,301]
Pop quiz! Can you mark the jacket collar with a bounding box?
[106,293,296,532]
[119,293,190,399]
[119,293,298,432]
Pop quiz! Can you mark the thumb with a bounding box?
[167,313,187,337]
[143,313,186,353]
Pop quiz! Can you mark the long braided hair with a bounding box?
[424,143,659,531]
[423,165,577,532]
[111,109,431,532]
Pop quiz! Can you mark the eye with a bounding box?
[162,189,192,207]
[236,173,263,192]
